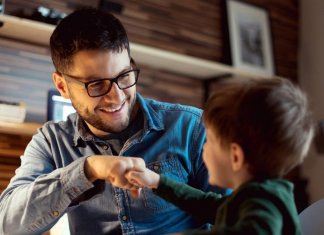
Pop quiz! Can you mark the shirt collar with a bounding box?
[136,93,164,132]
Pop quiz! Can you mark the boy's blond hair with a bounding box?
[203,78,314,178]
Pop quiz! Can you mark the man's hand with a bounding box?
[84,155,146,191]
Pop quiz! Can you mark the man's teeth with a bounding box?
[101,106,122,112]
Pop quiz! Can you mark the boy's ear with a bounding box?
[53,72,70,99]
[230,143,245,172]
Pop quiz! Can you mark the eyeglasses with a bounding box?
[60,68,140,97]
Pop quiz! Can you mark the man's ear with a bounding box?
[53,72,70,99]
[230,143,245,172]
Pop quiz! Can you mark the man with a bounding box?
[0,8,214,235]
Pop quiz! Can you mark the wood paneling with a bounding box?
[2,0,299,82]
[0,135,27,192]
[0,38,55,123]
[0,0,300,118]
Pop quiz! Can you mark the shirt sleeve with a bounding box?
[154,175,227,224]
[0,130,101,234]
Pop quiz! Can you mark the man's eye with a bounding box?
[89,81,104,88]
[119,73,131,81]
[120,73,130,78]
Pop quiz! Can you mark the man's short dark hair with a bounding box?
[50,8,130,73]
[203,78,314,178]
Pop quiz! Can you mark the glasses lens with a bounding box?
[87,70,139,97]
[87,80,111,97]
[117,70,138,89]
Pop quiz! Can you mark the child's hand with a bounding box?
[126,167,160,190]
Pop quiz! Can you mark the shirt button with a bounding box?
[52,211,59,217]
[122,215,127,221]
[153,165,160,171]
[102,145,109,150]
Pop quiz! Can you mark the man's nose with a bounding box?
[103,82,124,102]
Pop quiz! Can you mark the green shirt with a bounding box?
[155,176,301,235]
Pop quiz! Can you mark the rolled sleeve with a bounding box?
[61,156,94,199]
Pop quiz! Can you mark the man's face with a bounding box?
[56,49,138,136]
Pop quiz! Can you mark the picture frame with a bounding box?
[226,0,275,76]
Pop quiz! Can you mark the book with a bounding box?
[0,100,26,123]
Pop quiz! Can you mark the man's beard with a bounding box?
[73,95,137,134]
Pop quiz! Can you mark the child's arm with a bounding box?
[126,169,227,224]
[126,167,160,189]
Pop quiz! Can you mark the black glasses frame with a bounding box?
[60,68,140,97]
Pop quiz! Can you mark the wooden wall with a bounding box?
[1,0,299,122]
[0,38,54,122]
[0,134,28,192]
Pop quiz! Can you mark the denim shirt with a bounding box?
[0,93,210,235]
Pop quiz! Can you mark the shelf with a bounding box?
[0,121,41,136]
[0,148,24,158]
[0,14,272,78]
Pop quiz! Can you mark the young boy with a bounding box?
[126,78,314,234]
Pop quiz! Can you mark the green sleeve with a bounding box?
[154,175,226,224]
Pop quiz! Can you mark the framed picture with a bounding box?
[226,0,275,76]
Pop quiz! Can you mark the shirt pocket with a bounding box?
[141,153,188,210]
